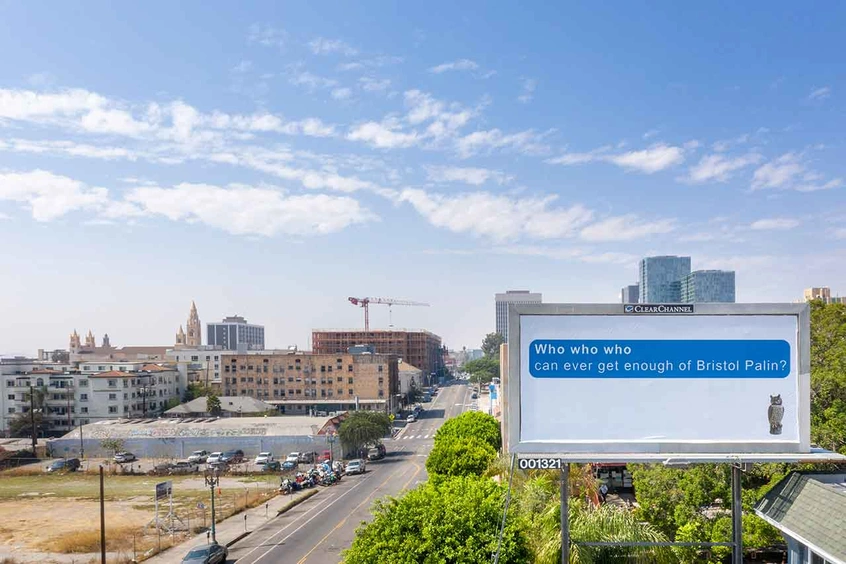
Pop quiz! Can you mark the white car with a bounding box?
[207,452,223,465]
[255,452,274,465]
[407,414,416,423]
[345,459,366,475]
[285,453,299,465]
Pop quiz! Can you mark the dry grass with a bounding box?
[1,465,44,476]
[46,525,138,553]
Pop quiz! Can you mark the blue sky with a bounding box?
[1,1,845,355]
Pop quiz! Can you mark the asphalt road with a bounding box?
[229,381,472,564]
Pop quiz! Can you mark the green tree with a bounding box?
[338,411,392,454]
[9,386,46,438]
[426,436,497,479]
[343,475,531,564]
[164,396,181,410]
[100,438,125,456]
[809,301,846,453]
[481,332,505,358]
[463,356,500,385]
[434,410,501,451]
[206,393,222,416]
[183,383,210,402]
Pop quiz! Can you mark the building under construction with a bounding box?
[312,329,444,381]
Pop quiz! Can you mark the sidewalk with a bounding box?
[143,486,320,564]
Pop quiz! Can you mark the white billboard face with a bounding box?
[510,306,810,456]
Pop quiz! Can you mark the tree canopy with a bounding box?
[481,332,505,358]
[433,410,501,451]
[425,436,497,479]
[463,356,500,385]
[206,393,222,416]
[338,411,392,452]
[343,475,531,564]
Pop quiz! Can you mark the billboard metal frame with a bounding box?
[506,303,813,461]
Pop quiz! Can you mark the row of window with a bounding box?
[228,388,386,399]
[6,379,89,388]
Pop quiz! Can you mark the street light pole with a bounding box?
[204,468,221,543]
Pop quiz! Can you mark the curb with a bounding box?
[226,531,251,547]
[276,487,320,515]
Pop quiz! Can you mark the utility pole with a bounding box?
[78,420,84,459]
[29,383,37,456]
[204,468,220,543]
[99,465,106,564]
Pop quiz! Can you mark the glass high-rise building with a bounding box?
[621,285,639,304]
[495,290,542,339]
[681,270,736,303]
[207,316,265,350]
[638,256,691,303]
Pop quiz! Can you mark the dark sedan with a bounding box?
[181,543,227,564]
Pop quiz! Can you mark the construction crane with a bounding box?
[348,297,430,331]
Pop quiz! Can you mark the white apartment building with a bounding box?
[1,358,185,437]
[166,346,227,384]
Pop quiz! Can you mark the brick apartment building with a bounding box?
[221,350,399,415]
[311,329,443,381]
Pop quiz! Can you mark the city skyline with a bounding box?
[2,3,846,355]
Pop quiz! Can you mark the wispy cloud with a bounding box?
[750,153,841,192]
[425,165,511,186]
[428,59,479,74]
[642,129,660,140]
[308,37,358,57]
[337,56,403,72]
[331,87,353,100]
[359,77,391,92]
[807,86,831,101]
[548,143,686,174]
[247,24,286,48]
[517,78,537,104]
[347,120,419,149]
[683,152,762,183]
[749,218,800,230]
[288,71,338,90]
[579,215,676,242]
[456,128,552,158]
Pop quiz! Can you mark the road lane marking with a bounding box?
[295,463,414,564]
[236,476,374,564]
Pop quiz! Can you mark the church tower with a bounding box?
[69,329,81,352]
[84,330,96,348]
[186,301,201,347]
[175,325,186,347]
[102,333,112,348]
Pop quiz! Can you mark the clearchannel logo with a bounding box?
[623,304,695,314]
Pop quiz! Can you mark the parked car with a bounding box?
[255,452,274,465]
[170,461,199,475]
[471,392,478,399]
[281,460,297,471]
[113,452,137,464]
[220,449,244,464]
[187,450,209,464]
[261,461,282,472]
[367,444,386,461]
[297,451,315,464]
[149,462,175,476]
[284,453,299,467]
[46,458,80,473]
[406,413,416,423]
[181,542,228,564]
[206,452,223,465]
[345,459,366,475]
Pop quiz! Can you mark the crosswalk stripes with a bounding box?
[396,433,435,440]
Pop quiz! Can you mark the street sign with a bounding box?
[506,303,811,459]
[155,481,172,500]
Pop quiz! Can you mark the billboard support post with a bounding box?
[560,464,569,564]
[731,465,743,564]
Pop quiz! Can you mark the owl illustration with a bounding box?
[768,394,784,435]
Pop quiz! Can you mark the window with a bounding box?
[108,379,117,388]
[108,406,118,414]
[123,380,129,387]
[6,394,13,400]
[79,379,88,387]
[287,389,294,396]
[108,393,117,400]
[378,390,384,397]
[327,366,333,373]
[273,377,279,384]
[274,389,280,397]
[225,366,230,372]
[81,407,88,414]
[295,389,302,395]
[5,381,13,387]
[337,389,343,395]
[288,365,293,370]
[348,365,353,372]
[349,388,354,396]
[348,377,353,384]
[321,389,326,397]
[7,408,14,414]
[248,365,254,371]
[336,358,343,364]
[191,356,199,362]
[320,366,326,373]
[288,377,294,383]
[378,377,384,386]
[80,394,88,401]
[124,393,128,400]
[378,365,384,372]
[97,366,105,371]
[327,390,333,397]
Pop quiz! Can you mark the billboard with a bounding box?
[506,304,810,457]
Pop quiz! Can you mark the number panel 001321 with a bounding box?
[517,457,564,470]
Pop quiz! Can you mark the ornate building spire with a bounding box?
[102,333,111,348]
[175,325,186,346]
[84,330,96,348]
[69,329,81,350]
[186,301,201,347]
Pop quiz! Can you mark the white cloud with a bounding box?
[308,38,358,57]
[749,218,800,230]
[0,138,140,160]
[795,178,843,192]
[428,59,479,74]
[751,153,805,190]
[278,118,336,137]
[642,129,660,140]
[398,188,593,241]
[347,120,419,149]
[425,166,511,186]
[455,128,551,158]
[0,170,108,221]
[359,77,391,92]
[331,87,353,100]
[606,144,685,173]
[247,24,286,48]
[0,88,106,120]
[127,183,374,236]
[684,152,762,183]
[517,78,537,104]
[547,143,685,173]
[807,86,831,101]
[337,56,403,72]
[579,214,676,242]
[289,72,338,90]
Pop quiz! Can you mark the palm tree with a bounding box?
[533,497,677,564]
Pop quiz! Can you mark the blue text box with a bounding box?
[528,339,790,379]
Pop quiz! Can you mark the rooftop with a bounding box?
[165,396,275,416]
